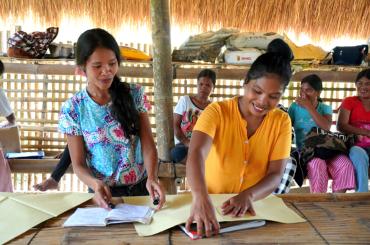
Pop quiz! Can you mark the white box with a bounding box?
[224,48,262,65]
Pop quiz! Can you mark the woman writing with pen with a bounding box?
[58,28,165,209]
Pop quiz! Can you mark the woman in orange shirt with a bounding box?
[185,52,292,237]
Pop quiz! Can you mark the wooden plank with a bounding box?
[159,177,177,195]
[158,162,175,178]
[175,164,186,177]
[158,162,186,178]
[9,161,180,178]
[8,158,72,173]
[293,200,370,244]
[278,193,370,202]
[2,62,361,81]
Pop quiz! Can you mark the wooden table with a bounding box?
[8,193,370,244]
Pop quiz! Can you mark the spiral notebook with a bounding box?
[63,203,154,227]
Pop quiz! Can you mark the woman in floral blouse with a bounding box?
[58,28,165,209]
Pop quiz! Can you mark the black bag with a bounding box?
[299,127,355,180]
[302,127,352,161]
[332,45,368,65]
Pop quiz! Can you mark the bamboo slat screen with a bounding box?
[3,67,358,154]
[0,43,360,193]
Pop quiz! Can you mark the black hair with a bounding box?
[0,60,4,75]
[197,69,216,87]
[267,38,294,62]
[301,74,323,92]
[76,28,140,137]
[244,52,292,90]
[301,74,323,102]
[355,68,370,82]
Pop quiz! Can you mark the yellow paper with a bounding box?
[0,192,93,244]
[214,194,306,223]
[125,194,193,236]
[125,194,305,236]
[10,192,93,216]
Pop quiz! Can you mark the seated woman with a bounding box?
[171,69,216,163]
[185,52,292,237]
[288,74,355,193]
[337,68,370,192]
[0,61,16,128]
[55,28,165,208]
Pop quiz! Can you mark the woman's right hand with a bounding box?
[92,180,112,209]
[185,195,220,238]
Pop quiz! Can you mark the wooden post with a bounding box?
[150,0,174,161]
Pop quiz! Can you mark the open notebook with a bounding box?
[179,220,266,240]
[63,203,154,227]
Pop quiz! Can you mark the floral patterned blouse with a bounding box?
[59,84,151,186]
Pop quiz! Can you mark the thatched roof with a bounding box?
[1,0,369,43]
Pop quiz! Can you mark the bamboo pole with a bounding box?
[150,0,174,161]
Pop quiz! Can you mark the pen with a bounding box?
[153,197,159,205]
[108,203,115,209]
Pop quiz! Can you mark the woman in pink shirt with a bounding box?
[337,68,370,192]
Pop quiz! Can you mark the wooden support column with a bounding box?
[150,0,174,161]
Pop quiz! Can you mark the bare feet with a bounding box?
[33,177,59,191]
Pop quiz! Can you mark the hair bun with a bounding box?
[266,39,294,62]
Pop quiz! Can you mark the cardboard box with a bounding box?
[224,48,262,65]
[0,125,21,154]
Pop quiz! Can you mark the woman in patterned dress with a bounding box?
[59,28,165,209]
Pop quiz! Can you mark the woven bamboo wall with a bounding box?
[2,73,358,192]
[0,43,361,193]
[1,65,358,154]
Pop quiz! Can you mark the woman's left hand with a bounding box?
[221,191,256,217]
[146,178,166,210]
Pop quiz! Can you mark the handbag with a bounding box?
[299,128,354,178]
[332,45,368,65]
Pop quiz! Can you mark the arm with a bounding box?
[295,98,332,130]
[337,108,370,137]
[139,112,165,209]
[173,113,190,146]
[67,135,112,208]
[185,130,220,237]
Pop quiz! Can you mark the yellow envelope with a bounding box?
[124,194,305,236]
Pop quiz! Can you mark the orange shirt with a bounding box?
[194,97,291,194]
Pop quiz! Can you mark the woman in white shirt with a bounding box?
[171,69,216,163]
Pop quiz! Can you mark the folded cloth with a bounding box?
[0,148,13,192]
